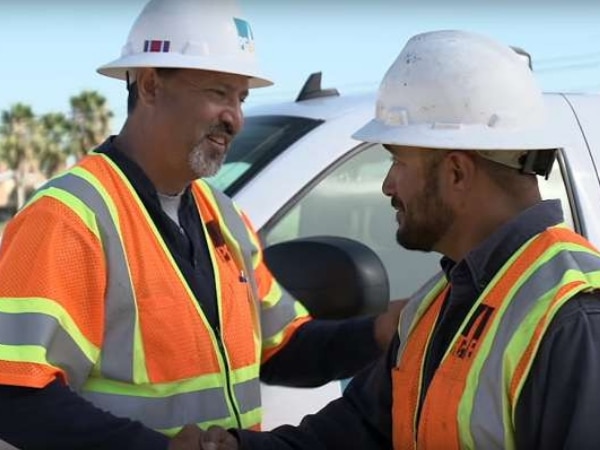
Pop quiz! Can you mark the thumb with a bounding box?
[200,431,217,450]
[201,425,228,448]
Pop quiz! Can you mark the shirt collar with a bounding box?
[441,199,565,293]
[94,136,194,208]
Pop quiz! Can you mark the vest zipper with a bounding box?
[214,325,242,428]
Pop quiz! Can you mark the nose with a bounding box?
[220,102,244,136]
[382,167,394,197]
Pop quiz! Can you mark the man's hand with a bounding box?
[373,298,407,350]
[168,424,204,450]
[200,425,239,450]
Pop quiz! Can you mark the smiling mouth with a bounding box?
[207,134,229,150]
[391,200,405,224]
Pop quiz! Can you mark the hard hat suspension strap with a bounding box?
[520,149,557,179]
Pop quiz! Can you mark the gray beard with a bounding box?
[189,144,225,178]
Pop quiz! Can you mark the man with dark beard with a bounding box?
[0,1,403,449]
[199,29,600,450]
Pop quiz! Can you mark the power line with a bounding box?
[535,50,600,67]
[535,59,600,74]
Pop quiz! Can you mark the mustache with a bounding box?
[208,122,235,139]
[391,198,402,210]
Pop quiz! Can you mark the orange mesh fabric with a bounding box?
[0,197,105,387]
[82,157,222,382]
[0,361,65,388]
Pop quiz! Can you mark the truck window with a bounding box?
[206,115,323,195]
[263,143,440,300]
[263,144,575,300]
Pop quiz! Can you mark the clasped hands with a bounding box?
[168,424,238,450]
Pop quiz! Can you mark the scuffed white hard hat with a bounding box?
[353,30,561,154]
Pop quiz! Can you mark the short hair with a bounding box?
[126,68,180,115]
[474,152,538,197]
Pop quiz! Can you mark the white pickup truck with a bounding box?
[210,73,600,429]
[1,77,599,449]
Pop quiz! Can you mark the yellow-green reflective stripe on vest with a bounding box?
[396,230,600,450]
[39,168,262,430]
[465,247,600,449]
[0,298,99,389]
[396,272,448,365]
[39,170,143,385]
[0,186,103,389]
[198,182,303,343]
[82,371,260,432]
[461,240,600,449]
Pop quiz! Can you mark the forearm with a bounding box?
[239,338,396,449]
[0,379,169,450]
[235,395,388,450]
[260,316,380,387]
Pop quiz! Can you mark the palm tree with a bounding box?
[0,103,40,209]
[38,112,73,178]
[70,90,113,159]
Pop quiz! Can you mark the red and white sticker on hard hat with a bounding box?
[143,40,171,53]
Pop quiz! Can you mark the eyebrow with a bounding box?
[213,81,249,98]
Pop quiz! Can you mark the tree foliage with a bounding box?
[0,90,113,211]
[70,91,114,159]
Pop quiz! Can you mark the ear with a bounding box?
[443,151,477,193]
[135,68,161,107]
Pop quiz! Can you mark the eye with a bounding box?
[210,89,226,98]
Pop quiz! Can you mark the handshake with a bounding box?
[168,424,238,450]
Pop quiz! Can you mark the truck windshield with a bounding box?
[206,115,323,196]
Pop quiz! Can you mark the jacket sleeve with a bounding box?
[0,380,169,450]
[236,336,397,449]
[515,292,600,450]
[260,316,381,387]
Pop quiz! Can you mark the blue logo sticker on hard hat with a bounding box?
[233,18,255,53]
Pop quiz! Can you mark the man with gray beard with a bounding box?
[0,1,403,449]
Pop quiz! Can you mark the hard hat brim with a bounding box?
[352,119,562,151]
[97,53,273,89]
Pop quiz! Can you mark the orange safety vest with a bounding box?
[392,225,600,450]
[0,152,310,435]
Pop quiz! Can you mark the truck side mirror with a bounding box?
[263,236,390,319]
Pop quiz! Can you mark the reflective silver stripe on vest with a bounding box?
[0,312,92,389]
[206,186,259,297]
[234,377,261,414]
[469,249,600,449]
[396,272,446,365]
[41,174,136,383]
[83,386,231,430]
[206,185,299,339]
[259,289,299,340]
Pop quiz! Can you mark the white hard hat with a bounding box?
[97,0,272,88]
[353,30,561,152]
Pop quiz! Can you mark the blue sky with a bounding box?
[2,0,600,133]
